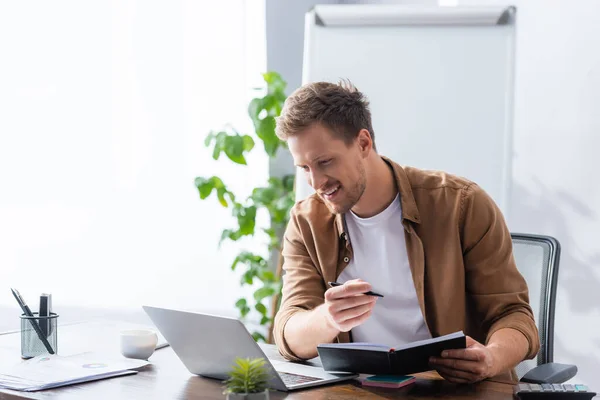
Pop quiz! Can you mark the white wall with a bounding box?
[0,1,267,317]
[445,0,600,387]
[343,0,437,3]
[498,0,600,386]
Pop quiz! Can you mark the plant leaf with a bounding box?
[255,303,267,315]
[263,71,287,93]
[221,229,242,246]
[204,131,216,147]
[235,298,247,309]
[264,138,279,157]
[243,271,254,285]
[256,117,276,141]
[194,177,214,199]
[253,286,275,302]
[212,143,221,160]
[242,135,255,152]
[252,332,266,343]
[225,357,269,393]
[282,174,295,191]
[251,187,276,206]
[248,98,263,122]
[259,270,275,282]
[216,187,229,207]
[231,254,241,271]
[240,305,250,318]
[234,205,256,236]
[224,134,247,165]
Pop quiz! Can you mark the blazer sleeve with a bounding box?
[460,183,540,360]
[273,206,327,361]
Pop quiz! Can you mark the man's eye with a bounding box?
[301,166,309,171]
[320,159,332,166]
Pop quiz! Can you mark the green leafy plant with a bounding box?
[195,72,294,342]
[223,357,271,394]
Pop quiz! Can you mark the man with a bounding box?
[272,80,539,384]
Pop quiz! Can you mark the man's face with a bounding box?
[288,123,367,214]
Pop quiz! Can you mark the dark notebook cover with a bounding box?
[317,331,466,375]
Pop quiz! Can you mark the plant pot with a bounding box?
[226,390,269,400]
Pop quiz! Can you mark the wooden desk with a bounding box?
[0,321,515,400]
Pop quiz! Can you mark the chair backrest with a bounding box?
[511,233,561,378]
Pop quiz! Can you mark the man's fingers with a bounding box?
[327,281,372,300]
[465,336,478,347]
[338,308,373,331]
[330,294,376,313]
[347,278,365,284]
[434,366,475,384]
[437,373,471,384]
[336,301,375,323]
[441,348,482,361]
[430,357,482,374]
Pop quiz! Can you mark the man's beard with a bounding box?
[322,164,367,215]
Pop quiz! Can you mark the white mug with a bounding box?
[120,329,158,360]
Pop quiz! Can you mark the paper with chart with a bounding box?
[0,352,149,392]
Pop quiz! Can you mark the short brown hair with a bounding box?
[275,80,376,150]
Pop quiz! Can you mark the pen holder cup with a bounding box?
[20,312,59,359]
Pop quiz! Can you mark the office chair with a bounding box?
[511,233,577,384]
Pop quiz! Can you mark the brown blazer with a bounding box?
[273,156,539,383]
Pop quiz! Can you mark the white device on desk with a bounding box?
[142,306,358,391]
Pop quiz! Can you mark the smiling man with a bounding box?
[272,80,539,384]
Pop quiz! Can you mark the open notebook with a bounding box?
[0,352,149,392]
[320,331,466,352]
[317,331,466,375]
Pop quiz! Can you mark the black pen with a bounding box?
[11,288,55,354]
[328,282,384,298]
[39,293,51,338]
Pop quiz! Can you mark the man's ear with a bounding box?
[357,129,373,156]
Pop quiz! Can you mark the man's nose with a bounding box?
[308,170,327,191]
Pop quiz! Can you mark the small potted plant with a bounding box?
[223,357,271,400]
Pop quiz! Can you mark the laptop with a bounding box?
[142,306,358,391]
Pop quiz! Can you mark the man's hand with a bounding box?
[429,336,497,384]
[321,279,378,332]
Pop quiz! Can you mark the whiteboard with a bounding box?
[298,5,516,215]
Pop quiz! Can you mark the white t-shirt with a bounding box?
[337,194,431,347]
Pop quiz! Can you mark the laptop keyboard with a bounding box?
[279,372,323,386]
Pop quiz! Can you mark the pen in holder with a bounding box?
[20,312,58,359]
